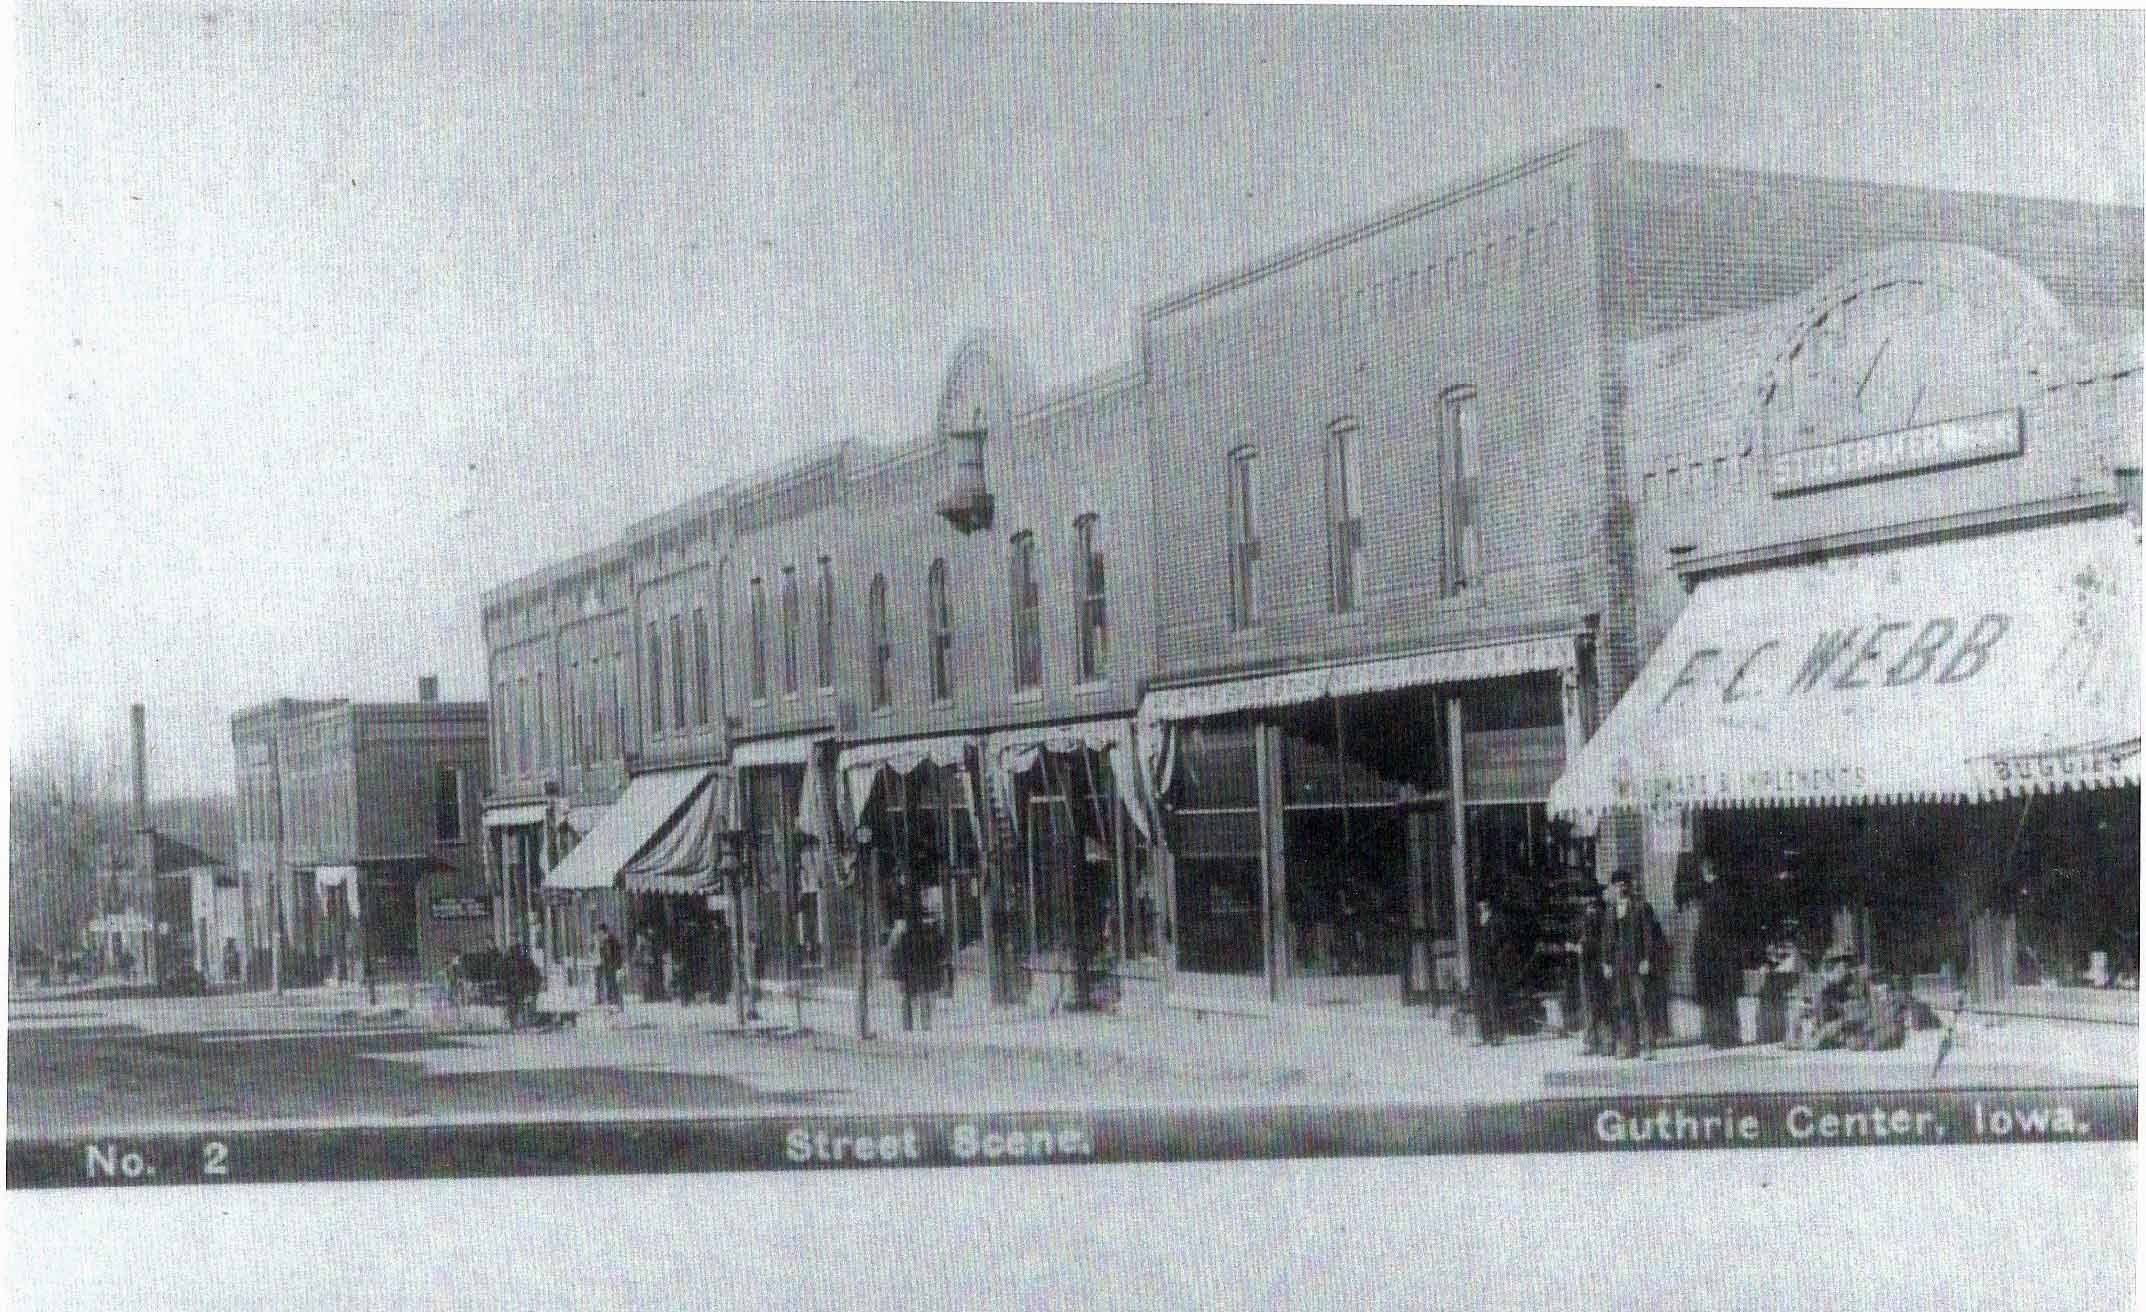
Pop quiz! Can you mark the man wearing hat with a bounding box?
[1600,870,1664,1060]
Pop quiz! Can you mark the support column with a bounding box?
[1446,695,1471,988]
[1256,721,1288,1003]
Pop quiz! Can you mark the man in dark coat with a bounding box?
[1600,869,1664,1059]
[1573,891,1611,1055]
[596,924,624,1008]
[1471,895,1509,1047]
[1689,857,1743,1049]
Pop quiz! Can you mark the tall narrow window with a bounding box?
[535,670,549,770]
[781,568,800,695]
[515,676,530,775]
[670,614,687,731]
[647,621,664,734]
[1074,515,1107,680]
[434,766,464,843]
[692,606,711,727]
[927,559,953,701]
[494,678,509,777]
[568,658,583,766]
[1442,387,1482,592]
[609,646,625,758]
[1324,420,1365,612]
[1225,448,1261,629]
[868,574,892,710]
[815,558,835,689]
[748,578,769,701]
[1009,532,1043,690]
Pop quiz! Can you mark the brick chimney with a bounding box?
[418,675,440,703]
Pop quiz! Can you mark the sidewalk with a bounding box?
[532,977,2138,1102]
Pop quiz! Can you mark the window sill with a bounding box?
[1073,679,1113,697]
[1010,689,1045,705]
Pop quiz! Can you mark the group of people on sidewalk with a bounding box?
[591,918,738,1011]
[1472,867,1691,1059]
[1563,863,1741,1061]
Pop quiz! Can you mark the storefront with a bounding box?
[543,764,732,1000]
[1551,514,2141,1022]
[481,800,552,954]
[838,735,987,992]
[980,720,1161,1013]
[728,734,840,988]
[1138,634,1597,1012]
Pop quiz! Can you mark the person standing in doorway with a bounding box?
[595,923,624,1008]
[1601,870,1664,1060]
[1690,857,1743,1049]
[1472,894,1509,1047]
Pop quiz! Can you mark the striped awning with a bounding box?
[544,767,722,893]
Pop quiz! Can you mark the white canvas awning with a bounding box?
[729,733,831,769]
[1549,515,2140,821]
[839,734,978,827]
[481,801,550,829]
[1137,634,1578,726]
[986,718,1155,843]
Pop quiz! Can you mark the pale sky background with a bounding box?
[9,5,2141,799]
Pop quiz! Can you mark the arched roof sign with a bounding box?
[934,333,1039,438]
[1746,242,2081,466]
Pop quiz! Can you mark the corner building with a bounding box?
[1134,127,2141,1019]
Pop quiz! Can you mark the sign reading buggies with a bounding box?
[428,896,491,921]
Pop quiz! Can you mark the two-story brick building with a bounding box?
[1554,231,2141,1025]
[231,681,489,987]
[483,127,2139,1034]
[1133,130,2141,1028]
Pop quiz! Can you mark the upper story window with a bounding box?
[515,675,530,776]
[1325,420,1365,613]
[1009,532,1043,690]
[493,677,509,777]
[567,658,583,767]
[867,574,892,710]
[669,614,688,732]
[1442,387,1482,593]
[434,766,464,844]
[692,607,712,727]
[1225,447,1261,629]
[609,643,626,759]
[815,558,836,690]
[749,578,769,701]
[535,670,550,770]
[781,568,801,696]
[646,620,665,735]
[927,559,953,702]
[1074,515,1107,680]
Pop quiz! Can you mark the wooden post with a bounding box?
[732,867,751,1029]
[856,846,877,1039]
[1446,696,1471,995]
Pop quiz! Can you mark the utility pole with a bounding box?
[855,841,877,1040]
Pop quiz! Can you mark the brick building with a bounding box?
[480,126,2139,1031]
[1556,233,2140,1025]
[231,682,489,987]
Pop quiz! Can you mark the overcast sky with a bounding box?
[11,5,2141,798]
